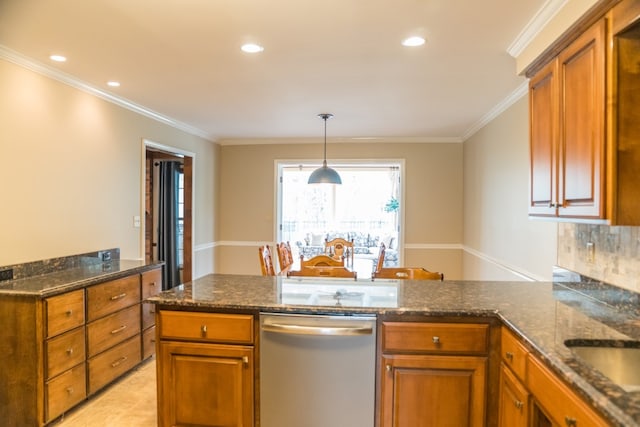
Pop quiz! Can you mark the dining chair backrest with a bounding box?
[374,242,386,272]
[300,254,345,268]
[325,237,354,266]
[258,245,276,276]
[287,266,357,279]
[276,241,294,272]
[373,267,443,281]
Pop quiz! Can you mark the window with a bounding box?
[277,162,402,270]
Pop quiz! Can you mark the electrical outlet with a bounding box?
[98,251,111,262]
[586,242,595,263]
[0,268,14,282]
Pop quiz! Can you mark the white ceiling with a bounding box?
[0,0,550,143]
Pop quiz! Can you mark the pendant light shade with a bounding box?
[308,113,342,184]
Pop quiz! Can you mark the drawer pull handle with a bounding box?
[66,348,74,356]
[111,356,128,368]
[148,281,157,287]
[111,325,127,334]
[201,325,207,336]
[565,417,577,427]
[110,293,127,301]
[65,309,73,316]
[432,336,440,345]
[505,351,514,361]
[150,309,156,314]
[66,387,74,395]
[150,338,156,343]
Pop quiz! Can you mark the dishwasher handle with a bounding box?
[261,319,374,336]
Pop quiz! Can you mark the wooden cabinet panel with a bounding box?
[498,363,529,427]
[142,325,156,360]
[159,340,254,427]
[87,304,141,357]
[557,18,606,218]
[46,326,86,379]
[45,363,86,423]
[382,322,488,354]
[86,275,141,322]
[501,327,529,381]
[527,355,609,427]
[380,353,487,427]
[88,335,142,395]
[46,290,85,338]
[159,311,254,344]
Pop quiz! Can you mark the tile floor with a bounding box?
[51,358,157,427]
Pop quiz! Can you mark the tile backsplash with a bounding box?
[558,223,640,293]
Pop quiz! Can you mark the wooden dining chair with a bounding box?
[258,245,276,276]
[276,241,294,273]
[372,267,443,281]
[374,243,386,272]
[324,237,354,266]
[287,266,357,279]
[300,254,344,268]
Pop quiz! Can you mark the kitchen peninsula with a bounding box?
[149,273,640,427]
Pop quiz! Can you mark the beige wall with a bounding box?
[0,59,218,277]
[463,96,558,281]
[217,142,464,278]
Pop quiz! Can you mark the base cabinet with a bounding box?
[380,354,487,426]
[379,321,491,427]
[498,363,529,427]
[156,310,255,427]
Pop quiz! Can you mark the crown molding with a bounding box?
[461,81,529,141]
[0,44,214,142]
[507,0,568,58]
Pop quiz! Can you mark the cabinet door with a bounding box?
[159,341,254,427]
[557,18,606,218]
[498,363,529,427]
[380,354,487,427]
[529,58,559,216]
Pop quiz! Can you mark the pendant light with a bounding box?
[308,113,342,184]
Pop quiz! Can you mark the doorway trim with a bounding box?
[142,139,195,283]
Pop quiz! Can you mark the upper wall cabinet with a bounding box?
[529,18,606,220]
[527,0,640,225]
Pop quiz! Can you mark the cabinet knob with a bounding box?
[565,417,577,427]
[65,309,73,316]
[514,400,523,410]
[66,387,74,395]
[66,348,74,356]
[432,336,440,345]
[505,351,514,361]
[242,356,249,365]
[386,364,392,372]
[201,325,207,336]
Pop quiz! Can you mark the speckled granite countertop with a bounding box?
[148,274,640,427]
[0,260,163,297]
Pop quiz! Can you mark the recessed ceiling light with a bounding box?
[107,81,121,87]
[49,54,67,62]
[241,43,264,53]
[401,36,426,47]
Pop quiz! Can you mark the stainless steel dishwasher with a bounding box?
[260,312,376,427]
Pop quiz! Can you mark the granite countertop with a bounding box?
[0,260,163,297]
[148,274,640,427]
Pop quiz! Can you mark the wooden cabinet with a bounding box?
[141,268,162,359]
[529,18,606,220]
[379,321,490,427]
[156,310,255,427]
[498,327,609,427]
[0,265,162,426]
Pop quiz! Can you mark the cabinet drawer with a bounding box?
[46,326,86,379]
[87,304,141,357]
[159,311,254,344]
[88,335,141,395]
[527,355,609,427]
[382,322,489,354]
[46,290,85,338]
[46,363,86,422]
[501,327,529,381]
[141,268,162,299]
[142,301,156,330]
[142,325,156,360]
[87,275,141,322]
